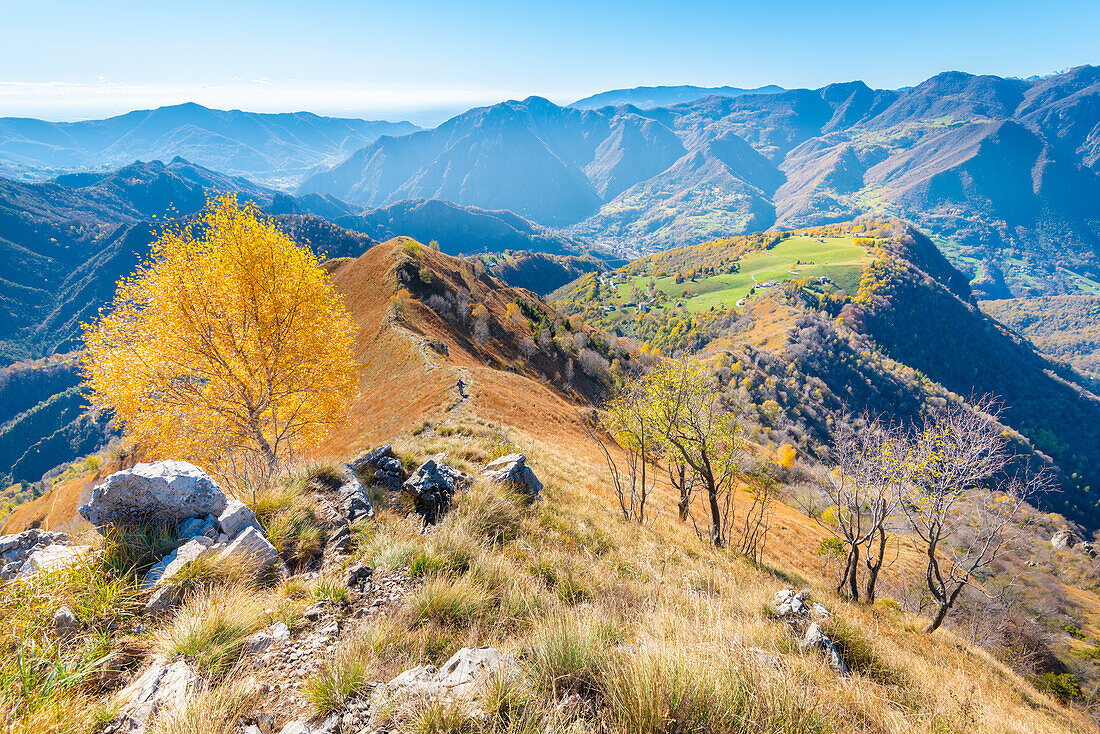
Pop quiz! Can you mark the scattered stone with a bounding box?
[481,453,542,500]
[747,647,784,669]
[811,602,831,620]
[1052,530,1078,550]
[389,646,519,699]
[773,589,811,619]
[319,621,339,637]
[217,526,285,575]
[277,723,313,734]
[343,563,372,587]
[801,622,849,675]
[401,456,472,525]
[104,655,199,734]
[16,542,90,579]
[80,461,227,529]
[269,621,291,643]
[217,499,262,539]
[52,605,79,633]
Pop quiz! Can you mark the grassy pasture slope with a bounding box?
[612,236,869,313]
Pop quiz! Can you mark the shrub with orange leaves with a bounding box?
[81,196,359,491]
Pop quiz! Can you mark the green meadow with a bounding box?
[610,236,871,313]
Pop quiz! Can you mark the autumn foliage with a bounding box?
[81,196,359,489]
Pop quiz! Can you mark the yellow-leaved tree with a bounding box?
[82,195,360,493]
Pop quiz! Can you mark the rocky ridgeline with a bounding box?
[1,447,546,734]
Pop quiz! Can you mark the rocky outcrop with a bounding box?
[773,589,847,676]
[80,461,227,528]
[0,529,87,580]
[402,456,472,525]
[389,646,519,699]
[1052,530,1079,550]
[481,453,542,500]
[800,622,849,675]
[143,537,223,589]
[350,444,407,489]
[1,529,67,578]
[217,499,262,539]
[103,655,199,734]
[337,475,374,523]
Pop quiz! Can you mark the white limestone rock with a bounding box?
[80,461,227,529]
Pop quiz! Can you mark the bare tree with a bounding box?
[734,463,778,563]
[581,401,654,523]
[519,336,537,361]
[810,419,902,602]
[900,401,1046,632]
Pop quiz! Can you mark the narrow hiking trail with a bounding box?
[390,318,473,419]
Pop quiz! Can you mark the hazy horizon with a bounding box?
[2,0,1096,125]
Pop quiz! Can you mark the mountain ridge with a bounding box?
[0,102,420,187]
[303,67,1100,294]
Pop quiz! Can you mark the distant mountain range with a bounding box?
[302,67,1100,295]
[0,158,592,364]
[571,84,784,110]
[0,103,420,187]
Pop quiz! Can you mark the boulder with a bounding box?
[388,646,519,700]
[216,526,285,575]
[337,475,374,523]
[52,605,79,633]
[104,655,199,734]
[350,444,406,489]
[1052,530,1079,550]
[142,536,223,589]
[0,529,70,580]
[481,453,542,500]
[800,622,849,675]
[216,499,262,539]
[80,461,227,529]
[402,456,472,525]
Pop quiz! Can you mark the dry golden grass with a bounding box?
[5,240,1095,733]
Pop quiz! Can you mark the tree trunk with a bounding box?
[923,581,965,633]
[923,602,949,633]
[676,464,690,521]
[707,480,723,547]
[864,526,887,603]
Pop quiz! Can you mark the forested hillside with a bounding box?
[552,219,1100,529]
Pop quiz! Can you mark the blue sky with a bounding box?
[1,0,1096,124]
